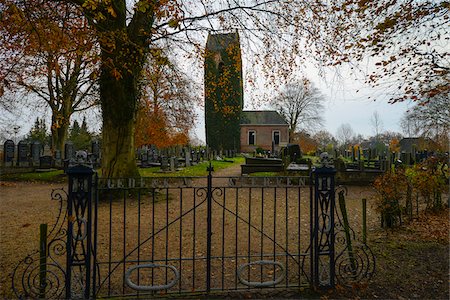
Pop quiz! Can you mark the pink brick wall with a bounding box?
[240,125,289,153]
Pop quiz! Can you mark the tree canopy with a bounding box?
[135,50,195,148]
[271,78,325,142]
[0,0,99,152]
[1,0,447,177]
[401,93,449,150]
[310,0,449,103]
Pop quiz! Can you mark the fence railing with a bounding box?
[11,160,376,299]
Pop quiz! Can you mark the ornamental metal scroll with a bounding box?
[66,164,96,299]
[12,189,68,299]
[334,188,376,287]
[124,264,180,291]
[237,260,285,288]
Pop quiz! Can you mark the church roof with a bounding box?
[240,111,288,125]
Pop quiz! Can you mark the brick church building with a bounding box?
[204,32,288,153]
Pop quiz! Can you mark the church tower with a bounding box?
[204,32,243,152]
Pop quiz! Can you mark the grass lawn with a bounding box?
[0,169,66,183]
[0,157,245,182]
[138,156,244,177]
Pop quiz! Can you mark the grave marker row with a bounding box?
[3,140,101,168]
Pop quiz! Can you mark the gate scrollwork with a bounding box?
[333,188,376,287]
[12,188,68,299]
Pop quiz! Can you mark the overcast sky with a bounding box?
[1,61,411,144]
[1,32,412,144]
[191,57,411,143]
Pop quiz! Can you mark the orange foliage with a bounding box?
[294,132,318,155]
[135,100,189,149]
[389,138,400,153]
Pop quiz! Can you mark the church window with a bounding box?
[248,131,256,145]
[273,131,280,145]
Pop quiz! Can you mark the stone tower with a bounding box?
[204,32,243,152]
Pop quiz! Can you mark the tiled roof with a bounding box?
[240,111,288,125]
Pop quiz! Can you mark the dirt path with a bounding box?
[0,166,379,298]
[213,163,241,176]
[1,167,448,299]
[0,181,66,298]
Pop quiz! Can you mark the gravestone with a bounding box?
[185,149,191,167]
[141,151,148,167]
[31,141,42,166]
[17,141,29,167]
[161,156,169,171]
[193,151,199,164]
[200,149,205,161]
[42,144,51,156]
[54,149,62,168]
[65,142,75,160]
[54,149,62,160]
[170,157,176,172]
[151,149,159,163]
[92,140,100,160]
[39,155,53,169]
[4,140,14,167]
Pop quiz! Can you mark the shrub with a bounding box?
[374,156,448,228]
[406,156,448,211]
[373,169,408,228]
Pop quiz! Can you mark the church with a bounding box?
[204,32,289,154]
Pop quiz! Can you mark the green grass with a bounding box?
[139,156,245,177]
[249,171,280,177]
[0,169,66,183]
[0,157,245,182]
[302,155,319,163]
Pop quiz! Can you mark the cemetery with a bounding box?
[0,1,448,299]
[0,118,448,300]
[1,143,448,299]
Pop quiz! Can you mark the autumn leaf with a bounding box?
[107,6,117,18]
[168,19,179,28]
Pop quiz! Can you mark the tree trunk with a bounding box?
[50,111,70,154]
[102,116,138,178]
[99,52,141,178]
[91,6,152,178]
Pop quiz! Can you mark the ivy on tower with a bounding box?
[204,32,243,152]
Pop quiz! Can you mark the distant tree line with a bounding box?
[24,117,97,151]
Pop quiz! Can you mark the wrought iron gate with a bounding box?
[12,161,375,299]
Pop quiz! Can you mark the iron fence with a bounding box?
[91,172,313,298]
[12,161,375,299]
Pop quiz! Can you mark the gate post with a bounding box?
[66,163,96,299]
[206,162,214,293]
[311,154,336,288]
